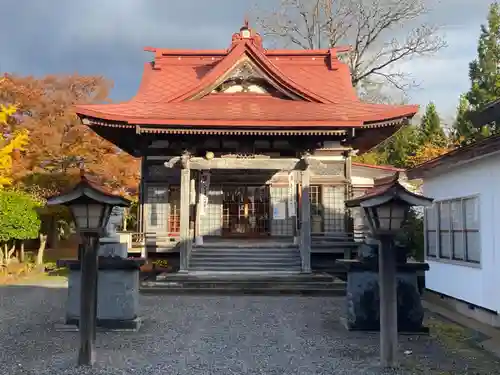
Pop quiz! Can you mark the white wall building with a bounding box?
[408,135,500,326]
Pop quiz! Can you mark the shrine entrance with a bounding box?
[222,185,270,237]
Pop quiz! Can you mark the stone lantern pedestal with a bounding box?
[59,257,145,330]
[58,206,145,330]
[336,239,429,333]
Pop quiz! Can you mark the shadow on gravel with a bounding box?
[0,288,499,375]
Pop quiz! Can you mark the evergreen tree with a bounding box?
[353,124,421,168]
[419,102,446,146]
[453,95,477,144]
[466,2,500,132]
[385,125,421,167]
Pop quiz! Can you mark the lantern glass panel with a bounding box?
[363,207,377,233]
[87,204,104,228]
[71,204,89,230]
[376,202,407,231]
[70,203,104,230]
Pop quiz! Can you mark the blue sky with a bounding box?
[0,0,493,124]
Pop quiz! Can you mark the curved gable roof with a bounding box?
[75,25,418,130]
[167,40,333,103]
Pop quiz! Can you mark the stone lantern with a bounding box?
[49,170,144,366]
[336,172,433,368]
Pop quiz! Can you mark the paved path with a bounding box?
[0,280,498,374]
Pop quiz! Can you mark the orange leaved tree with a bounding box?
[0,74,140,254]
[0,74,139,196]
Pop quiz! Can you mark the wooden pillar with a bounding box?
[291,171,299,245]
[300,160,311,273]
[78,233,99,366]
[379,236,398,368]
[138,158,148,260]
[179,155,191,271]
[344,149,354,259]
[138,157,145,234]
[189,176,196,243]
[194,171,203,246]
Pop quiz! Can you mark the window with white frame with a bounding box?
[424,196,480,263]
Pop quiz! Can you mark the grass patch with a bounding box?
[43,261,69,277]
[425,314,500,372]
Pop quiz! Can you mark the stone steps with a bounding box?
[140,273,346,296]
[189,246,302,272]
[140,287,345,296]
[188,265,303,272]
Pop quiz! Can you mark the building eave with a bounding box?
[79,115,409,134]
[470,98,500,126]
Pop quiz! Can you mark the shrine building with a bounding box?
[74,22,417,273]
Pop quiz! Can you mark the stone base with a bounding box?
[63,316,142,331]
[67,268,140,323]
[344,269,427,333]
[61,259,145,329]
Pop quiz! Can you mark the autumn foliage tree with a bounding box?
[0,103,29,188]
[0,74,140,252]
[0,74,140,198]
[404,142,453,168]
[354,102,452,169]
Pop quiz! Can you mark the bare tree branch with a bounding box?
[254,0,447,95]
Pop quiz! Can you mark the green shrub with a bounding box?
[0,189,41,263]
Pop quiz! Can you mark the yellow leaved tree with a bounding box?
[404,142,453,168]
[0,103,29,188]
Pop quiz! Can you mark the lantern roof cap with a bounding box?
[46,171,131,207]
[345,172,432,208]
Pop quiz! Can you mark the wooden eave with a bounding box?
[470,98,500,126]
[81,115,408,134]
[80,114,410,156]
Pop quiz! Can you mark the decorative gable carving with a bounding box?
[211,59,296,99]
[225,60,263,81]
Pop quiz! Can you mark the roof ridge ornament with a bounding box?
[231,17,264,49]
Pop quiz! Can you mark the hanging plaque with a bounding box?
[200,171,210,216]
[288,172,296,217]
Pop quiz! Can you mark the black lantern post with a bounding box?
[47,170,130,366]
[345,172,433,368]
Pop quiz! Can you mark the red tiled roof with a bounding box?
[75,26,418,128]
[77,93,417,126]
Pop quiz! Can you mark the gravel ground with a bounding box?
[0,281,499,375]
